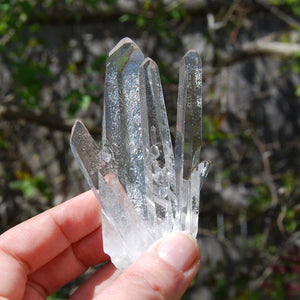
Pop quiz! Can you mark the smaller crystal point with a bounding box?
[139,57,176,237]
[70,39,210,270]
[70,120,103,189]
[70,120,155,270]
[175,50,202,182]
[174,49,203,234]
[108,37,136,57]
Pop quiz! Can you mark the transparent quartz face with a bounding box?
[70,37,210,271]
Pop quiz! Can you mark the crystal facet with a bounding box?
[70,38,210,271]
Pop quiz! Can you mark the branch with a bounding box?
[218,38,300,66]
[241,40,300,57]
[237,117,279,206]
[256,0,300,30]
[0,105,101,136]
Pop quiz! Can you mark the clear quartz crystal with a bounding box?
[70,38,210,271]
[174,50,208,236]
[70,121,155,270]
[103,38,146,219]
[139,58,176,238]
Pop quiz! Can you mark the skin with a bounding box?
[0,191,200,300]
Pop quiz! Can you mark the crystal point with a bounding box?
[103,38,146,219]
[70,39,210,270]
[139,57,177,237]
[175,50,202,182]
[70,120,154,270]
[173,49,207,235]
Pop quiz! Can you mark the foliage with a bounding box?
[203,115,230,143]
[0,0,113,112]
[120,0,187,44]
[271,0,300,16]
[9,171,53,200]
[63,85,99,118]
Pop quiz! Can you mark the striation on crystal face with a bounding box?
[70,37,210,271]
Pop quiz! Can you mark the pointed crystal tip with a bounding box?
[183,49,202,66]
[141,57,157,70]
[70,120,85,145]
[108,37,137,57]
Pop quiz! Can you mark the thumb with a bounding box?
[96,231,200,300]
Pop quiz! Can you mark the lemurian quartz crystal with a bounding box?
[70,38,210,271]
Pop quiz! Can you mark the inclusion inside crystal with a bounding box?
[70,37,210,271]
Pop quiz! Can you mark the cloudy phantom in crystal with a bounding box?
[70,38,210,271]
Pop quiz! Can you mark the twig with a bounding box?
[0,105,101,136]
[251,133,279,206]
[241,40,300,58]
[218,38,300,66]
[256,0,300,30]
[251,255,279,290]
[238,117,279,206]
[277,205,287,235]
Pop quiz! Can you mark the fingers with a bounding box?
[0,191,109,299]
[25,227,109,298]
[94,231,200,300]
[0,191,102,274]
[0,191,200,300]
[0,249,27,300]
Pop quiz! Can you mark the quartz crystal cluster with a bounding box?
[70,38,210,271]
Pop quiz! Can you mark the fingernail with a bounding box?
[158,232,200,272]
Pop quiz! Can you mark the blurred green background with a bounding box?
[0,0,300,299]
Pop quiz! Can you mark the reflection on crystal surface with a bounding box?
[70,38,210,271]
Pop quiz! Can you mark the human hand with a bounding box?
[0,191,200,300]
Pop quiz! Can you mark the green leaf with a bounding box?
[91,54,107,71]
[136,15,147,28]
[0,136,9,149]
[10,174,52,200]
[292,64,300,73]
[80,94,91,110]
[286,220,297,233]
[119,14,130,23]
[0,3,11,12]
[29,23,40,32]
[10,179,35,197]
